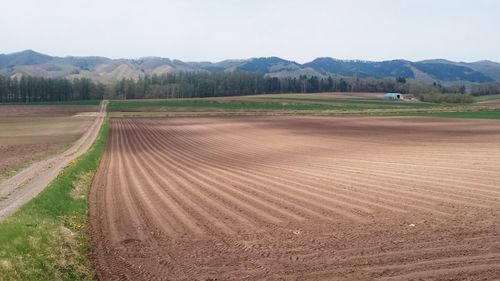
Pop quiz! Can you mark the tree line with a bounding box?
[0,76,105,103]
[470,82,500,96]
[108,73,477,99]
[114,72,341,99]
[1,72,499,103]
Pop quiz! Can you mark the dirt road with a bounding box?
[0,101,107,221]
[89,116,500,280]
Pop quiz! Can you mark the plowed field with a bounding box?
[89,117,500,280]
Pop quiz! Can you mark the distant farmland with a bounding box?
[108,92,500,119]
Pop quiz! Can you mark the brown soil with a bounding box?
[0,115,95,179]
[0,144,60,177]
[88,116,500,280]
[476,100,500,109]
[0,105,99,117]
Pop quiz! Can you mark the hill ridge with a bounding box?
[0,50,498,83]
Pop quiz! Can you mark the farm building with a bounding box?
[384,93,404,100]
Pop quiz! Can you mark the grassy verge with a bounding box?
[0,119,108,280]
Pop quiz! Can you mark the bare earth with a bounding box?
[476,100,500,109]
[0,117,96,179]
[0,144,59,176]
[0,104,99,117]
[0,104,101,177]
[0,116,94,145]
[89,116,500,280]
[0,102,107,221]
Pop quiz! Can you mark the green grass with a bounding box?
[0,100,101,106]
[0,119,108,281]
[109,100,360,110]
[109,98,435,111]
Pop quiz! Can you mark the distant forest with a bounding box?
[0,76,105,102]
[1,72,499,102]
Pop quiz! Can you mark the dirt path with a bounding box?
[0,101,107,222]
[89,116,500,280]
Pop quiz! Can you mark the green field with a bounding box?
[0,119,108,281]
[109,99,363,111]
[108,95,435,112]
[109,99,434,110]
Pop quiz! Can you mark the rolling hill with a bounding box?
[0,50,498,84]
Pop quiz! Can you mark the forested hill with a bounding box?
[1,50,499,84]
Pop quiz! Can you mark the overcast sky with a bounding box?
[1,0,499,63]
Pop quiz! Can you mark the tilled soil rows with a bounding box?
[88,116,500,280]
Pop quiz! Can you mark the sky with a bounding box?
[1,0,499,63]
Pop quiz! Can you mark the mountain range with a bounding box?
[1,50,500,84]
